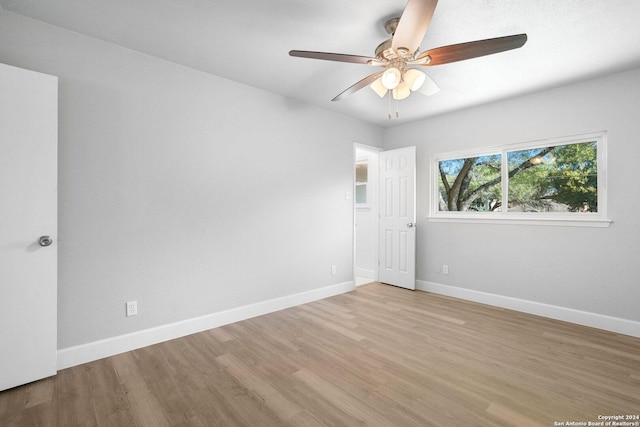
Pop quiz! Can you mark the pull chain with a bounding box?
[386,90,401,119]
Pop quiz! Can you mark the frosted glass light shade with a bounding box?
[404,69,426,91]
[392,82,410,100]
[416,73,440,96]
[370,77,388,98]
[381,67,401,90]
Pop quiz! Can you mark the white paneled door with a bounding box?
[378,147,416,290]
[0,63,58,391]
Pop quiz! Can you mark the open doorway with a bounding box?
[353,144,417,290]
[353,144,380,287]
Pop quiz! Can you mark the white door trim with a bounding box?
[353,143,381,286]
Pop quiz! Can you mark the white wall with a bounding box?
[0,11,383,350]
[384,67,640,326]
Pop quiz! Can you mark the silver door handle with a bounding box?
[407,223,415,228]
[39,236,53,247]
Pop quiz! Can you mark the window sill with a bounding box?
[428,215,612,228]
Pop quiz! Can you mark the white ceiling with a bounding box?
[2,0,640,128]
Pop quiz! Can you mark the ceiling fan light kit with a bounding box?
[382,67,402,89]
[289,0,527,119]
[392,83,411,100]
[404,68,427,91]
[370,77,388,98]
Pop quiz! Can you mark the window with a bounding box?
[438,153,502,212]
[355,160,368,204]
[431,132,609,227]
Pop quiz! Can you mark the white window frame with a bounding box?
[355,158,369,207]
[429,131,611,227]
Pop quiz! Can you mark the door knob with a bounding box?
[407,223,415,228]
[39,236,53,247]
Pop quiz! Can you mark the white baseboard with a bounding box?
[354,267,375,279]
[57,281,355,370]
[416,280,640,338]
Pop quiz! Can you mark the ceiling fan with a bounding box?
[289,0,527,117]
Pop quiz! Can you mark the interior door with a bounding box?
[378,146,416,290]
[0,62,58,391]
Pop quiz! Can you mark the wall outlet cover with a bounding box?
[126,300,138,317]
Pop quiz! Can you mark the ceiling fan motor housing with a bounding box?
[376,18,415,61]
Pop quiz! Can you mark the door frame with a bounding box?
[352,143,381,286]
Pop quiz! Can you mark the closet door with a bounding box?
[0,62,58,391]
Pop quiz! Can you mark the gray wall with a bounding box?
[0,11,383,349]
[2,7,638,350]
[384,67,640,322]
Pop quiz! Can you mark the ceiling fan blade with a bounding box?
[392,0,438,55]
[332,72,384,101]
[289,50,383,66]
[415,33,527,66]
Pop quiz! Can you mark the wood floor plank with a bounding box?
[292,368,391,427]
[2,283,639,426]
[486,402,547,427]
[54,365,99,427]
[0,386,27,426]
[23,377,54,410]
[216,352,304,421]
[110,352,172,427]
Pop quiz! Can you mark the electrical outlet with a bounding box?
[126,300,138,317]
[331,265,337,275]
[442,265,449,275]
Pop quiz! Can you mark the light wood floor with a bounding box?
[2,283,639,426]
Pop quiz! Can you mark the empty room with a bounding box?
[1,0,639,425]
